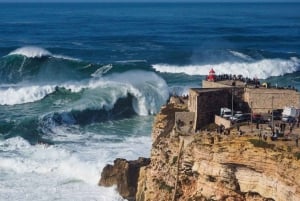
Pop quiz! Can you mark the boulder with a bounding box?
[99,157,150,201]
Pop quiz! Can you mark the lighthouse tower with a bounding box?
[207,68,216,82]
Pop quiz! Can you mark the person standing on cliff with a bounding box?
[289,125,293,135]
[259,129,262,140]
[263,133,268,141]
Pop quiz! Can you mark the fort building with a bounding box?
[181,69,300,131]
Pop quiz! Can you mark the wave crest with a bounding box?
[0,85,56,105]
[7,46,80,61]
[229,50,254,61]
[153,57,300,79]
[8,46,52,58]
[0,71,169,117]
[68,71,169,116]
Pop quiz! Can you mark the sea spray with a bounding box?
[152,57,300,79]
[0,115,153,200]
[0,134,150,201]
[8,46,52,58]
[1,47,95,84]
[0,85,56,105]
[1,3,300,201]
[229,50,254,61]
[0,71,169,114]
[8,46,79,61]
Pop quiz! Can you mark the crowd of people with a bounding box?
[207,73,260,86]
[207,73,298,91]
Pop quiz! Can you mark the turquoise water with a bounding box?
[0,2,300,200]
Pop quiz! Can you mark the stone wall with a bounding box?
[244,88,300,113]
[231,87,249,112]
[203,80,300,114]
[188,88,229,130]
[175,112,195,134]
[215,115,231,129]
[202,80,233,88]
[202,81,249,112]
[188,89,198,114]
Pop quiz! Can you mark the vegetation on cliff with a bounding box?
[100,97,300,201]
[136,98,300,201]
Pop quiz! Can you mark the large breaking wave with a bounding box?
[8,46,78,60]
[0,46,152,84]
[0,47,169,143]
[1,47,92,84]
[0,71,169,116]
[153,57,300,79]
[0,85,56,105]
[0,70,169,144]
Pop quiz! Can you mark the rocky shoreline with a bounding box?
[99,97,300,201]
[99,157,150,201]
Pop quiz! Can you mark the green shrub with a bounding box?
[159,181,174,193]
[248,139,275,149]
[294,152,300,160]
[172,156,178,165]
[202,123,218,131]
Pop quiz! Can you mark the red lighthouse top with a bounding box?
[207,68,216,81]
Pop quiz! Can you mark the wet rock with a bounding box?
[99,157,150,201]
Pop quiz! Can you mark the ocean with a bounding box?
[0,2,299,201]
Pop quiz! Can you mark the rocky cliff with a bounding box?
[99,157,150,201]
[136,101,300,201]
[100,99,300,201]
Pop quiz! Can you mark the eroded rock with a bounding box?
[99,157,150,201]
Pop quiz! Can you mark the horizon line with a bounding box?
[0,1,299,3]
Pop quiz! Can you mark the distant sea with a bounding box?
[0,3,299,200]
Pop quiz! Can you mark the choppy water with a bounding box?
[0,2,300,201]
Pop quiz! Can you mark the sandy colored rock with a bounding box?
[136,101,300,201]
[99,157,150,201]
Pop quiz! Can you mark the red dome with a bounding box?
[207,68,216,81]
[209,68,215,74]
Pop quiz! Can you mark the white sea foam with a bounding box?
[0,82,87,106]
[0,85,56,105]
[152,57,300,79]
[0,121,152,201]
[52,54,81,61]
[169,86,190,96]
[0,71,169,116]
[105,71,169,115]
[229,50,254,61]
[91,64,113,78]
[8,46,52,58]
[115,59,147,63]
[69,71,169,116]
[7,46,80,61]
[71,41,84,46]
[0,137,99,184]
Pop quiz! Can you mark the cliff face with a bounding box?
[99,157,150,201]
[136,102,300,201]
